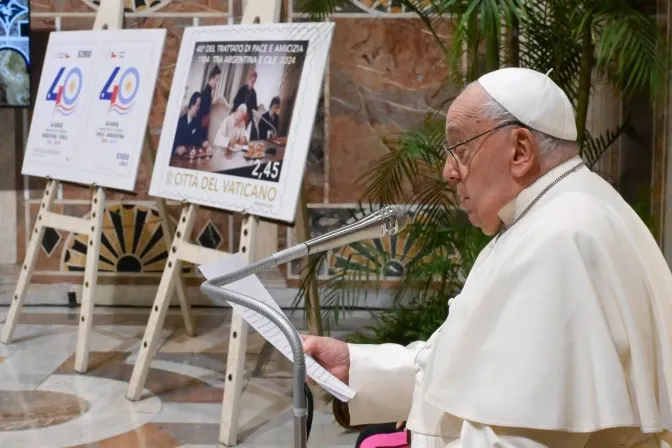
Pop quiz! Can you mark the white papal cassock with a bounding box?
[346,157,672,447]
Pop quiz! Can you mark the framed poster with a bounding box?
[21,29,166,191]
[148,22,334,223]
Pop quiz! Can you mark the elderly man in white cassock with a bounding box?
[302,67,672,448]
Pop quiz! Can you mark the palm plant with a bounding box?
[294,0,670,340]
[294,117,491,340]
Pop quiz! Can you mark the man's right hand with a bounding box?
[301,335,350,385]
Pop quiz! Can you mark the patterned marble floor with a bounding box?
[0,306,367,447]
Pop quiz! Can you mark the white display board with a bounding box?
[22,29,166,191]
[149,23,334,223]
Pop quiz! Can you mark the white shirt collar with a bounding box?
[497,156,583,228]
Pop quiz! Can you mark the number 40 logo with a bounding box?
[99,66,140,115]
[46,67,83,115]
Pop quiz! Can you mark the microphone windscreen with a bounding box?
[382,205,410,234]
[391,205,408,222]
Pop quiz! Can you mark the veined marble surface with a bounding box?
[0,306,368,447]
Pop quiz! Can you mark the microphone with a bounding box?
[301,204,408,255]
[198,205,409,447]
[203,205,410,288]
[265,204,409,267]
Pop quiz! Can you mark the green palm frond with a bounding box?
[291,116,489,332]
[295,0,350,19]
[517,0,583,104]
[359,139,422,205]
[409,177,455,230]
[291,203,397,329]
[290,116,490,331]
[359,118,447,205]
[293,249,372,329]
[291,251,329,324]
[587,3,669,99]
[581,119,630,169]
[443,0,528,82]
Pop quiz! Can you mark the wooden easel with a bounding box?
[125,1,322,445]
[0,0,195,373]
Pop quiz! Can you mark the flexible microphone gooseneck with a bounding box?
[199,205,409,448]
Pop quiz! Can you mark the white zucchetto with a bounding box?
[477,67,578,141]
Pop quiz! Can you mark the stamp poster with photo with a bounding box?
[149,23,334,223]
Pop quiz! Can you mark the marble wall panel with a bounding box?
[30,0,93,13]
[80,0,174,13]
[303,87,326,203]
[287,17,327,203]
[229,0,291,23]
[292,0,408,15]
[30,17,55,30]
[157,0,228,13]
[327,18,457,203]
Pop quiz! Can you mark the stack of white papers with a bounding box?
[199,254,356,403]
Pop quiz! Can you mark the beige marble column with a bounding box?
[657,0,672,263]
[0,108,17,265]
[661,90,672,262]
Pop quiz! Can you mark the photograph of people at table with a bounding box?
[168,39,307,183]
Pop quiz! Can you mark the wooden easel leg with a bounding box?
[126,204,198,400]
[143,133,195,337]
[174,271,193,335]
[219,216,258,446]
[1,180,58,344]
[74,186,105,373]
[156,197,194,337]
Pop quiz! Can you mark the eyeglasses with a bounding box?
[443,120,527,166]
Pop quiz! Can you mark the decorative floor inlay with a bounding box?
[0,390,90,431]
[0,307,362,446]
